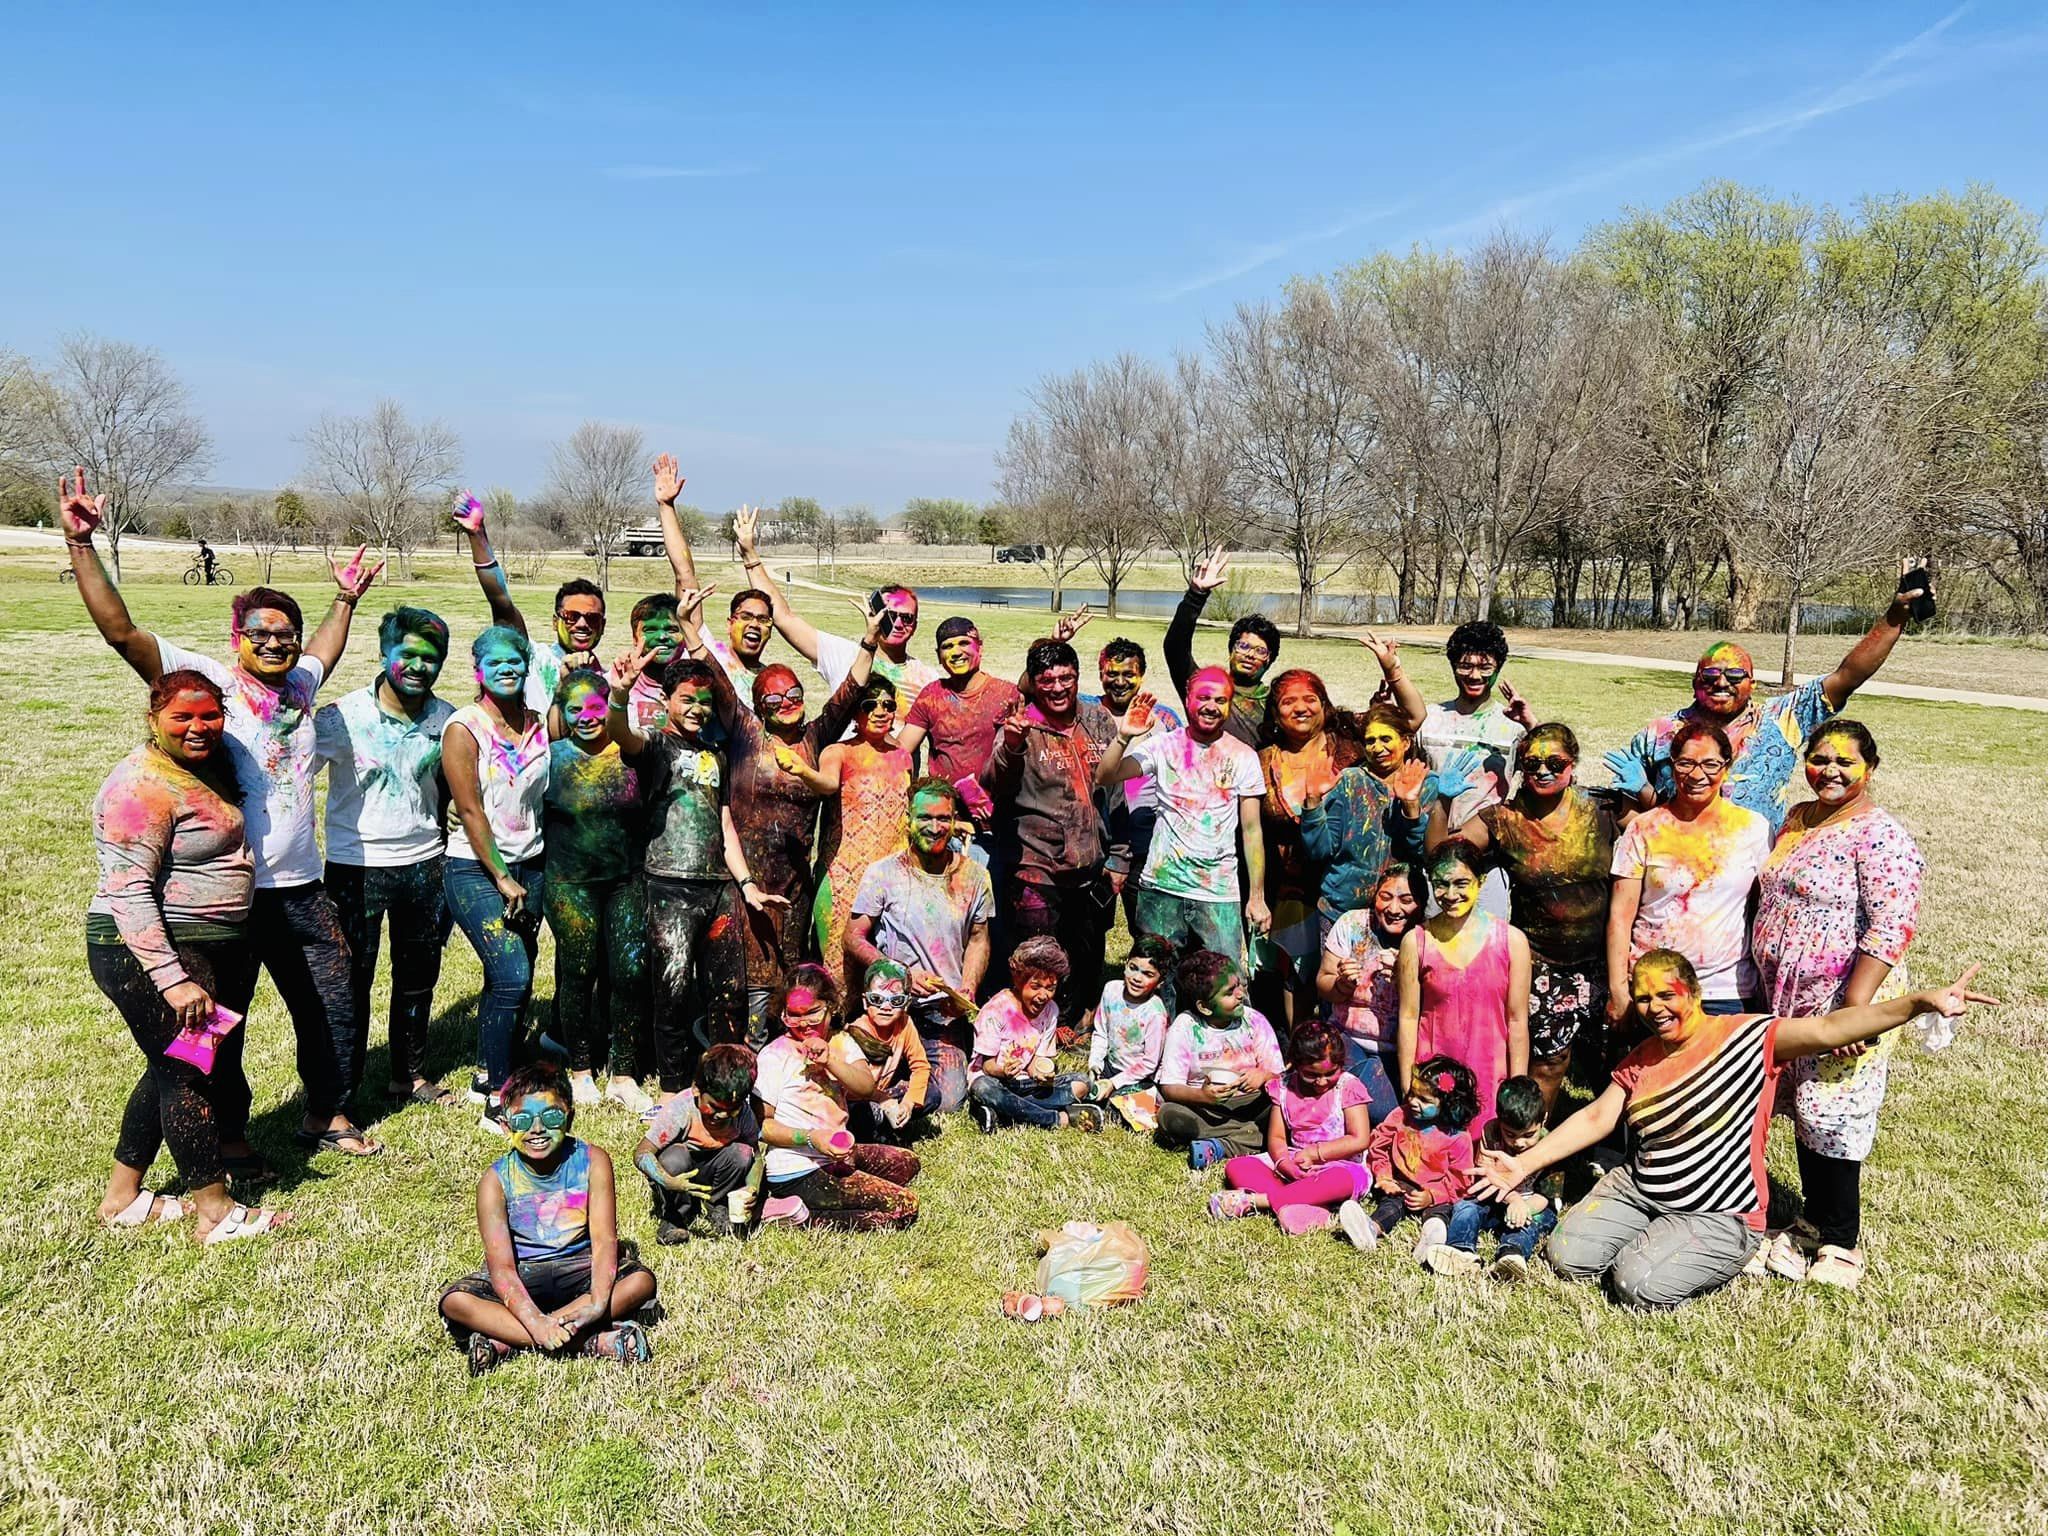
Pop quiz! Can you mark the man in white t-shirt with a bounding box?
[1418,620,1534,920]
[60,466,387,1159]
[1095,666,1270,966]
[732,505,939,728]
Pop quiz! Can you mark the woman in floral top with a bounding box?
[1751,720,1925,1290]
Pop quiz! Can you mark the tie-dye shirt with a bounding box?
[849,849,993,1022]
[1611,797,1774,1001]
[155,640,327,888]
[491,1139,592,1261]
[1156,1007,1284,1089]
[1129,728,1266,902]
[444,704,550,864]
[1086,980,1171,1089]
[313,685,455,867]
[1626,679,1834,835]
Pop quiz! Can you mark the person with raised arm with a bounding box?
[1163,551,1284,747]
[674,589,878,1042]
[453,489,608,716]
[732,504,940,705]
[650,454,777,708]
[1606,563,1933,835]
[60,466,386,1163]
[607,588,789,1097]
[1469,949,1994,1309]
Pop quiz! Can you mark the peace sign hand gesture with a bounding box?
[57,467,106,541]
[1358,631,1401,673]
[998,699,1031,748]
[852,596,886,647]
[1051,604,1093,645]
[1923,963,1999,1019]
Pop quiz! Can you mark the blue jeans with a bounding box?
[1446,1197,1557,1260]
[444,855,546,1093]
[1342,1040,1401,1125]
[1132,886,1244,966]
[968,1071,1086,1130]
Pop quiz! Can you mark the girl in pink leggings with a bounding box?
[1208,1022,1374,1236]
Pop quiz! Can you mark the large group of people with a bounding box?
[62,460,1993,1374]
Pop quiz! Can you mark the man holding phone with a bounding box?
[1610,559,1934,834]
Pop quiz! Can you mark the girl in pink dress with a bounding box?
[1397,846,1530,1141]
[782,678,913,992]
[1208,1021,1375,1235]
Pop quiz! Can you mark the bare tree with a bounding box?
[994,416,1093,611]
[30,335,213,582]
[843,506,882,544]
[813,506,843,576]
[212,494,292,583]
[1209,280,1382,637]
[1730,305,1935,682]
[1150,353,1247,584]
[543,421,645,590]
[301,399,461,579]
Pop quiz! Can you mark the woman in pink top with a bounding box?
[1397,845,1530,1141]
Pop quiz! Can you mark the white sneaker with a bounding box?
[1424,1243,1481,1277]
[1337,1199,1379,1251]
[569,1070,601,1106]
[1489,1250,1530,1284]
[1411,1215,1448,1264]
[605,1078,655,1116]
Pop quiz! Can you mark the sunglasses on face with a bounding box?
[760,686,805,708]
[507,1106,569,1132]
[863,990,907,1007]
[862,701,894,714]
[556,612,602,629]
[1520,755,1573,774]
[1697,668,1749,685]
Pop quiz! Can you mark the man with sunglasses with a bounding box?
[60,466,388,1163]
[1611,568,1932,834]
[732,504,939,734]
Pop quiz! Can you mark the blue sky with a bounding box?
[7,2,2046,512]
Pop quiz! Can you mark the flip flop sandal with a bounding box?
[202,1204,287,1246]
[395,1081,455,1107]
[107,1189,186,1227]
[295,1123,383,1156]
[224,1155,279,1190]
[585,1320,652,1364]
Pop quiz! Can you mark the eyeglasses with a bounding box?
[760,686,805,708]
[1697,668,1749,685]
[863,990,907,1007]
[1520,755,1573,774]
[506,1106,568,1132]
[1672,759,1727,777]
[240,627,299,646]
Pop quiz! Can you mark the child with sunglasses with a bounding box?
[635,1044,761,1244]
[439,1062,657,1375]
[828,959,944,1143]
[754,966,921,1230]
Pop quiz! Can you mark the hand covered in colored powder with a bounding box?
[451,489,486,533]
[1119,690,1156,740]
[330,544,386,601]
[1601,749,1649,797]
[1426,747,1486,805]
[952,775,994,821]
[1387,758,1428,805]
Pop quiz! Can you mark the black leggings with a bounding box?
[546,874,648,1077]
[249,884,357,1119]
[92,934,259,1191]
[1796,1140,1863,1249]
[646,875,745,1092]
[326,858,449,1088]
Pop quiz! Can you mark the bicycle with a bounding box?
[183,555,234,586]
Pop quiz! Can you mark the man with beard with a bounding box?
[650,452,776,710]
[893,618,1021,835]
[1165,552,1282,747]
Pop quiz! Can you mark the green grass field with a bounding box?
[3,552,2044,1536]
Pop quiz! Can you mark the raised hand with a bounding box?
[998,699,1030,748]
[451,489,486,534]
[851,595,886,646]
[609,643,653,695]
[1466,1146,1527,1204]
[1601,748,1649,797]
[1498,679,1535,730]
[1893,554,1934,618]
[57,466,106,540]
[1191,551,1228,593]
[1387,757,1429,804]
[1118,689,1157,741]
[330,545,385,601]
[652,453,686,508]
[732,504,760,555]
[678,585,715,624]
[1426,747,1486,804]
[1358,631,1401,672]
[1051,604,1093,645]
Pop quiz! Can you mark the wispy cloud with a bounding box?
[1428,3,2011,239]
[1149,199,1415,303]
[600,164,756,181]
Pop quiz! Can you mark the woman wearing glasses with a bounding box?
[1606,723,1774,1028]
[1425,723,1623,1116]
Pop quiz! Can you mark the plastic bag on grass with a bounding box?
[1033,1220,1149,1309]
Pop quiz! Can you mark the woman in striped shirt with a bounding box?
[1470,947,1993,1308]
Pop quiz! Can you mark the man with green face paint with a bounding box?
[1613,569,1932,835]
[314,606,458,1108]
[624,594,685,734]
